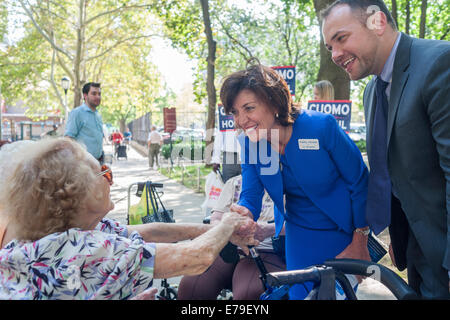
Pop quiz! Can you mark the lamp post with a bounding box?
[61,76,70,124]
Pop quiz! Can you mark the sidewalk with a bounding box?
[105,142,206,226]
[106,142,396,300]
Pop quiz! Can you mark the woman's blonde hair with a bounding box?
[0,138,97,241]
[314,80,335,100]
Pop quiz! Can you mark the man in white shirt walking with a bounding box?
[147,125,163,169]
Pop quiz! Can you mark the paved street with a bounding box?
[106,142,397,300]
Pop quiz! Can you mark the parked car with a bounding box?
[157,128,171,144]
[158,127,205,144]
[171,127,205,142]
[348,123,366,142]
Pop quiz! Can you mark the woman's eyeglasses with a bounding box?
[97,164,113,185]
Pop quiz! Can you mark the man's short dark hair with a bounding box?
[321,0,397,30]
[82,82,101,95]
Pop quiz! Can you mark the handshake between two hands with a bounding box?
[132,204,271,300]
[220,203,274,255]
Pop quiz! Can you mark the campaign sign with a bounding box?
[272,66,296,96]
[218,104,235,132]
[307,100,352,131]
[163,107,177,133]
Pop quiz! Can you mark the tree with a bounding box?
[11,0,158,113]
[391,0,399,28]
[199,0,217,164]
[419,0,427,38]
[0,27,55,118]
[99,45,164,132]
[153,0,217,161]
[214,0,321,102]
[0,2,7,43]
[389,0,449,41]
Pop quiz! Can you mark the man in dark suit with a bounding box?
[322,0,449,298]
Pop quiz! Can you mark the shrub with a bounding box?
[354,140,366,153]
[161,141,205,160]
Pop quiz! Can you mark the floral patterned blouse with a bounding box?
[0,218,156,300]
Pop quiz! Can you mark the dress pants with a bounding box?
[149,144,160,168]
[222,151,241,183]
[406,226,450,299]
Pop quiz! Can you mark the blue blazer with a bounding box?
[238,110,368,237]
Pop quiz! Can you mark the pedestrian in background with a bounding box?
[65,82,105,164]
[123,127,132,148]
[147,125,163,170]
[111,129,124,155]
[313,80,335,100]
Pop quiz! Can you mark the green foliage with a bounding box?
[388,0,449,40]
[154,0,203,55]
[0,26,54,114]
[153,0,322,106]
[0,2,7,43]
[161,139,205,160]
[159,163,210,194]
[354,139,367,153]
[152,0,206,103]
[161,143,172,159]
[99,45,164,127]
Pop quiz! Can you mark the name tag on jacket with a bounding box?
[298,139,319,150]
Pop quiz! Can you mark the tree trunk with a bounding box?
[391,0,398,29]
[73,0,85,108]
[200,0,217,165]
[313,0,350,100]
[419,0,427,38]
[405,1,410,35]
[440,27,450,41]
[119,118,127,133]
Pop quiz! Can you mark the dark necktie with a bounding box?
[366,78,391,235]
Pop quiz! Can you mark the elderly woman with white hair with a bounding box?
[0,138,257,299]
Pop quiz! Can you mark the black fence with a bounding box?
[128,113,151,146]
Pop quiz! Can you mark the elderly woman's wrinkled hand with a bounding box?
[229,203,253,219]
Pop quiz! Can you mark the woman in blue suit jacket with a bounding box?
[220,64,371,299]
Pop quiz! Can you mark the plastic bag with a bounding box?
[128,183,154,225]
[129,182,175,225]
[201,171,224,212]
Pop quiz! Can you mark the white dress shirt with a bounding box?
[211,130,241,164]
